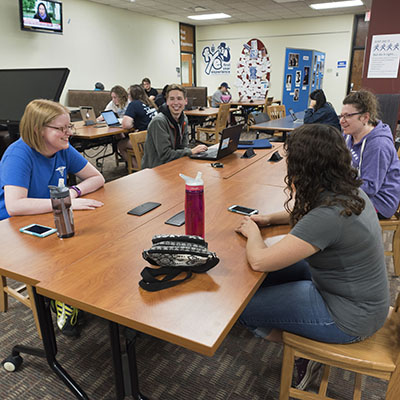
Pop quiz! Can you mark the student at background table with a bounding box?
[211,82,232,108]
[236,124,389,391]
[141,84,207,169]
[97,85,129,121]
[118,84,157,167]
[341,89,400,218]
[304,89,340,131]
[0,99,105,336]
[141,77,158,101]
[155,84,169,109]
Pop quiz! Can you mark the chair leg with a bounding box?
[392,227,400,276]
[318,365,330,396]
[26,284,42,340]
[126,154,133,174]
[0,275,8,312]
[279,345,295,400]
[353,373,362,400]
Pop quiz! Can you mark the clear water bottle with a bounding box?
[49,185,75,239]
[180,172,205,238]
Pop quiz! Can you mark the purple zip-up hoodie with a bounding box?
[345,120,400,218]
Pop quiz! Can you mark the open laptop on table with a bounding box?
[80,106,97,126]
[190,124,243,160]
[288,108,303,123]
[101,110,122,127]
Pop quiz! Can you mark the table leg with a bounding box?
[109,322,126,400]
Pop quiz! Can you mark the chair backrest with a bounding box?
[215,103,231,133]
[263,96,274,112]
[207,96,213,107]
[253,112,270,124]
[128,130,147,170]
[375,94,400,140]
[267,105,286,120]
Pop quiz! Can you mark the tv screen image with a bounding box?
[19,0,63,34]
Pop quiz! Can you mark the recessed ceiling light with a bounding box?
[188,13,231,20]
[310,1,363,10]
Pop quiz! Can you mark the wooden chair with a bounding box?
[267,104,286,139]
[126,130,147,173]
[279,292,400,400]
[263,96,274,113]
[207,96,213,107]
[380,203,400,276]
[196,103,230,145]
[0,276,42,339]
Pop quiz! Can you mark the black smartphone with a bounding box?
[228,205,259,216]
[165,210,185,226]
[127,202,161,216]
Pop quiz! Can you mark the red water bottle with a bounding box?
[180,172,205,238]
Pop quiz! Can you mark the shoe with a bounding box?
[54,301,80,337]
[295,358,322,390]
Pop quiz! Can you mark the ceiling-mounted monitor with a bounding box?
[19,0,63,34]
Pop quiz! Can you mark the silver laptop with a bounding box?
[101,110,122,127]
[80,106,96,126]
[288,108,303,123]
[190,124,243,160]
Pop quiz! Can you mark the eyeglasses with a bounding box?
[337,112,362,120]
[45,124,75,134]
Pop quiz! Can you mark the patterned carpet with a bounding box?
[1,133,399,400]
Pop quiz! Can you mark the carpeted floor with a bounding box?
[1,129,399,399]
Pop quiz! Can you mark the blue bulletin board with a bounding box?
[282,48,325,113]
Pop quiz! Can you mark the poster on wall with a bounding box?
[201,42,231,75]
[236,38,271,100]
[367,34,400,78]
[285,74,292,91]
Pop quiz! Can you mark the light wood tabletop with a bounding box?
[36,178,288,356]
[72,120,131,139]
[184,107,220,117]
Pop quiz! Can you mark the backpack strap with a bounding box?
[139,266,193,292]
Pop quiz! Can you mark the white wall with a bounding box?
[196,15,355,112]
[0,0,181,104]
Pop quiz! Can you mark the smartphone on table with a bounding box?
[127,202,161,216]
[19,224,57,238]
[228,205,259,216]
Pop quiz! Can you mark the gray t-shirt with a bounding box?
[290,189,389,337]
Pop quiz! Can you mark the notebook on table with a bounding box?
[101,110,122,127]
[238,138,272,149]
[190,124,243,161]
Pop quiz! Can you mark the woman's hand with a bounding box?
[72,198,104,210]
[235,216,260,239]
[309,99,317,109]
[250,214,271,227]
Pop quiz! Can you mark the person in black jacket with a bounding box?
[304,89,340,131]
[34,2,52,23]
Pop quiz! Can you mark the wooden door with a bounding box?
[181,53,193,87]
[349,49,365,92]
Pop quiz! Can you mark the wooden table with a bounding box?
[1,152,289,399]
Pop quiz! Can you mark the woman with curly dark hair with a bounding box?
[236,124,389,390]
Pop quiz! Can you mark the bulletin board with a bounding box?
[236,38,271,100]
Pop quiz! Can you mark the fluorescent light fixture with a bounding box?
[310,0,363,10]
[188,13,231,20]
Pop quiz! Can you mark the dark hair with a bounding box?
[37,2,47,13]
[284,124,365,226]
[310,89,326,111]
[161,84,169,97]
[142,78,151,85]
[166,84,187,99]
[342,90,379,126]
[95,82,104,91]
[128,84,152,107]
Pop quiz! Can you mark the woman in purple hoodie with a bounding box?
[340,90,400,218]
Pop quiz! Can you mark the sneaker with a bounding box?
[295,358,322,390]
[54,301,80,337]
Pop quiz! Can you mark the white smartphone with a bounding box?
[19,224,57,238]
[228,205,259,216]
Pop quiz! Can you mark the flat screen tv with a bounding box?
[0,68,70,125]
[19,0,63,34]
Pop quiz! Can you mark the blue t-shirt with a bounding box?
[0,139,87,220]
[125,100,157,131]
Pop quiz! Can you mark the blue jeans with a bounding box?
[239,260,362,344]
